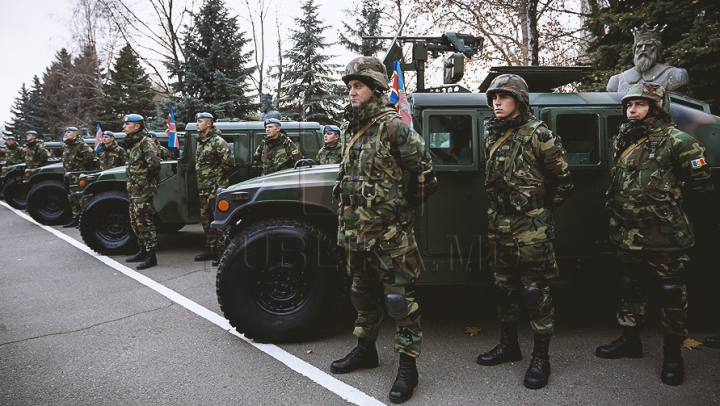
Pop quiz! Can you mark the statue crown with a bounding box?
[632,23,665,43]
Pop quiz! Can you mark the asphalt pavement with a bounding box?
[1,201,719,405]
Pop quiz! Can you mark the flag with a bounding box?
[166,108,179,151]
[389,61,412,126]
[94,123,103,152]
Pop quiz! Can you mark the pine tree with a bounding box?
[43,48,74,139]
[166,0,257,123]
[339,0,384,57]
[24,76,49,137]
[278,0,344,124]
[65,45,103,129]
[95,44,157,131]
[4,84,31,140]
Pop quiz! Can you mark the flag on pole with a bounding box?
[389,61,412,127]
[166,108,179,151]
[94,123,103,152]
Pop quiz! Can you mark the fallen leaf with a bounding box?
[465,326,482,336]
[683,338,702,350]
[305,349,313,354]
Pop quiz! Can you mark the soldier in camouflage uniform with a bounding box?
[62,126,95,228]
[315,125,343,164]
[98,131,127,170]
[193,112,235,266]
[24,131,50,169]
[329,56,437,404]
[150,131,172,160]
[4,136,25,165]
[252,118,302,175]
[121,114,161,270]
[595,83,713,386]
[477,74,573,390]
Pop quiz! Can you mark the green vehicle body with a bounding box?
[74,122,324,254]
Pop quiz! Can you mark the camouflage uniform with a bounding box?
[196,127,235,251]
[123,128,161,251]
[98,141,127,171]
[63,136,95,218]
[25,140,50,169]
[154,139,172,161]
[316,141,342,164]
[5,143,25,165]
[252,134,301,175]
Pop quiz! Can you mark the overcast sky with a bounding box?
[1,0,353,132]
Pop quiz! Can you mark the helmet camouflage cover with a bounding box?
[621,82,670,117]
[485,74,530,111]
[342,56,390,91]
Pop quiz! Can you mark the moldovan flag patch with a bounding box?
[691,158,707,168]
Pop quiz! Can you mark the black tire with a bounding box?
[79,190,136,255]
[26,180,72,225]
[216,219,347,343]
[3,176,30,209]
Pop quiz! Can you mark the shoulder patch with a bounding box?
[691,158,707,168]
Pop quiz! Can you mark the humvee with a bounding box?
[211,35,720,343]
[73,121,324,255]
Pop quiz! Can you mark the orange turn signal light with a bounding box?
[217,199,230,212]
[25,172,30,178]
[79,180,86,187]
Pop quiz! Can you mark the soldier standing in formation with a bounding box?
[252,118,302,175]
[4,136,25,165]
[595,83,713,386]
[315,125,343,164]
[151,131,172,160]
[98,131,127,171]
[330,56,437,404]
[62,126,95,228]
[476,74,573,390]
[121,114,161,270]
[24,131,50,169]
[193,112,235,266]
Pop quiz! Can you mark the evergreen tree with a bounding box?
[166,0,257,123]
[43,48,74,139]
[96,44,157,131]
[279,0,344,124]
[65,45,103,129]
[340,0,384,57]
[24,76,49,137]
[4,84,31,139]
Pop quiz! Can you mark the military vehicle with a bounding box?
[73,122,324,255]
[211,33,720,343]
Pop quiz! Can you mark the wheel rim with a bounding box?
[37,193,65,216]
[255,263,311,315]
[96,211,131,243]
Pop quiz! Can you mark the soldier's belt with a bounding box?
[611,207,660,229]
[340,193,365,207]
[489,195,545,214]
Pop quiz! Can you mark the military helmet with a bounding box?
[621,82,670,118]
[342,56,390,91]
[485,74,530,111]
[323,125,341,134]
[264,118,281,128]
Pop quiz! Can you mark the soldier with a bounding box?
[24,131,50,169]
[4,136,25,165]
[476,74,573,390]
[62,126,95,228]
[121,114,161,270]
[150,131,172,160]
[595,83,713,385]
[329,56,437,404]
[315,125,343,164]
[193,112,235,266]
[98,131,127,170]
[252,118,302,175]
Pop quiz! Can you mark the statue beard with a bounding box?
[634,51,656,73]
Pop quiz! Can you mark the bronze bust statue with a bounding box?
[259,93,281,121]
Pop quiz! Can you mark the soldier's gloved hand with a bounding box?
[332,181,341,199]
[406,167,438,207]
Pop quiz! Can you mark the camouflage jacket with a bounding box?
[62,137,95,172]
[154,139,172,160]
[5,144,25,165]
[123,129,160,202]
[98,141,127,171]
[607,118,711,251]
[195,128,235,193]
[337,95,434,252]
[25,140,50,169]
[252,134,302,175]
[484,113,573,245]
[316,141,342,165]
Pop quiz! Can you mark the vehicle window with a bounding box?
[606,115,624,138]
[427,114,473,165]
[556,113,600,165]
[222,137,235,157]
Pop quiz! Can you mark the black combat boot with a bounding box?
[661,334,685,386]
[212,251,222,267]
[126,247,147,263]
[330,338,379,374]
[703,335,720,349]
[194,248,215,262]
[595,326,643,359]
[388,353,418,404]
[136,250,157,270]
[477,323,522,366]
[524,334,551,389]
[63,217,79,228]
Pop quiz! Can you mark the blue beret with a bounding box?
[264,118,282,128]
[324,125,341,134]
[7,136,16,140]
[65,127,78,132]
[103,131,115,137]
[195,112,214,120]
[149,131,157,137]
[123,114,144,123]
[26,130,38,135]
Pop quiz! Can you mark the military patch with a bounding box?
[291,149,299,155]
[691,158,706,168]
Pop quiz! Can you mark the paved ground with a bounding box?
[1,201,719,405]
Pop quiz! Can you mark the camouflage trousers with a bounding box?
[347,246,422,357]
[490,239,558,336]
[68,193,82,217]
[615,249,689,337]
[199,192,228,250]
[129,199,157,251]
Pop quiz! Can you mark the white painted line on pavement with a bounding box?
[2,201,385,406]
